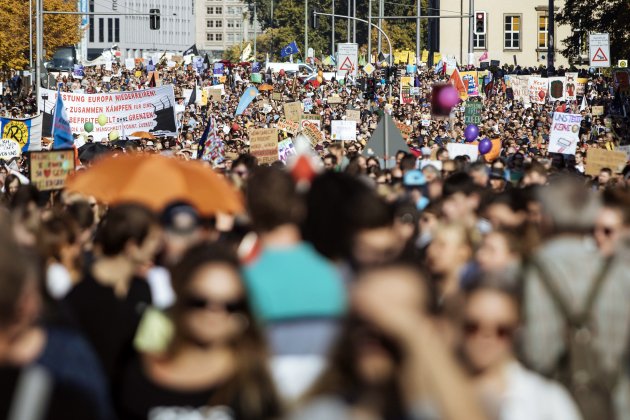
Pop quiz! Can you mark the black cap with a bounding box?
[161,202,200,234]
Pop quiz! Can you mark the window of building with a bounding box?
[98,18,104,42]
[235,20,241,28]
[504,15,521,49]
[89,17,94,42]
[114,18,120,42]
[227,33,234,43]
[216,20,222,28]
[107,18,113,42]
[215,7,222,14]
[216,34,223,41]
[207,20,213,27]
[207,7,213,14]
[227,20,234,28]
[207,33,214,41]
[538,15,548,49]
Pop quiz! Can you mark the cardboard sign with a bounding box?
[346,109,361,122]
[276,119,299,135]
[331,120,357,141]
[592,106,604,116]
[278,139,297,163]
[586,148,627,176]
[327,95,343,104]
[249,128,278,165]
[548,77,566,102]
[207,88,222,102]
[0,139,21,161]
[464,102,483,125]
[284,102,302,122]
[29,150,75,191]
[272,92,282,101]
[302,121,324,146]
[548,112,581,155]
[446,143,479,161]
[528,77,548,104]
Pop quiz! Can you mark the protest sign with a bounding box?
[461,71,479,97]
[38,87,178,142]
[303,98,313,112]
[548,112,581,155]
[249,128,278,165]
[592,106,604,116]
[284,102,302,122]
[29,150,75,191]
[0,139,21,161]
[272,92,282,101]
[548,77,566,102]
[327,95,343,104]
[564,73,578,100]
[346,109,361,122]
[464,102,483,125]
[276,119,299,135]
[331,120,357,141]
[528,77,548,104]
[300,114,321,130]
[447,143,479,161]
[586,148,627,176]
[400,76,414,104]
[616,145,630,160]
[207,88,222,103]
[302,121,325,146]
[394,121,413,139]
[0,115,42,152]
[278,139,297,163]
[576,78,588,96]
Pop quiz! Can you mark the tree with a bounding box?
[0,0,80,71]
[556,0,630,63]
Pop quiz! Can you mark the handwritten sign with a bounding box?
[276,119,300,135]
[592,106,604,116]
[284,102,302,122]
[549,112,581,155]
[302,121,324,146]
[0,139,21,161]
[207,88,222,103]
[249,128,278,165]
[528,77,548,104]
[29,150,75,191]
[446,143,479,161]
[331,120,357,141]
[327,95,343,104]
[346,109,361,122]
[278,139,296,163]
[272,92,282,101]
[464,102,483,125]
[586,148,627,176]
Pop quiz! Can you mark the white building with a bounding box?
[438,0,582,68]
[83,0,195,60]
[195,0,262,59]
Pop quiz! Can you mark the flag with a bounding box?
[448,68,468,100]
[204,53,211,69]
[580,95,588,111]
[252,62,262,73]
[197,117,225,165]
[484,78,494,98]
[148,72,156,88]
[187,84,197,105]
[378,52,386,62]
[0,115,43,152]
[146,59,155,72]
[479,51,488,62]
[183,44,199,57]
[241,44,252,62]
[280,41,299,58]
[235,86,259,115]
[433,59,443,74]
[52,90,73,150]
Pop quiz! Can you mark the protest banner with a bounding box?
[346,109,361,122]
[0,115,42,151]
[0,139,21,161]
[548,112,582,155]
[461,71,479,97]
[447,143,479,161]
[29,150,75,191]
[616,145,630,160]
[548,77,566,102]
[276,119,300,135]
[284,102,302,122]
[464,102,483,125]
[331,120,357,141]
[586,148,627,176]
[38,87,178,142]
[278,139,297,163]
[528,77,548,104]
[249,128,278,165]
[592,106,604,116]
[564,73,578,100]
[302,121,325,146]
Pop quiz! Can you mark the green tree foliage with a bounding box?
[244,0,427,59]
[556,0,630,63]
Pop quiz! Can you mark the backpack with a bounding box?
[529,256,619,420]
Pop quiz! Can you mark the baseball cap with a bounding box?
[160,203,200,235]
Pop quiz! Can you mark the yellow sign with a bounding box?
[618,60,628,68]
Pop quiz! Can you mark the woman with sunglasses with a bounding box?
[460,279,582,420]
[114,243,282,420]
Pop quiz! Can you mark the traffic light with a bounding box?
[150,9,160,30]
[474,11,486,35]
[310,9,319,29]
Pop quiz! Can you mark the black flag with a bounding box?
[183,44,199,56]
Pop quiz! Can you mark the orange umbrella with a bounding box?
[258,84,274,92]
[65,154,243,215]
[130,131,156,139]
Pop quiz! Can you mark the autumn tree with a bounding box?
[0,0,80,71]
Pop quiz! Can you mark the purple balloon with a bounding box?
[478,137,493,155]
[464,124,479,142]
[437,85,460,109]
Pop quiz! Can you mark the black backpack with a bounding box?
[529,256,619,420]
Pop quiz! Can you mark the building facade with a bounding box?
[438,0,582,68]
[195,0,261,60]
[82,0,195,60]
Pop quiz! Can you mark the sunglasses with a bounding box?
[183,296,246,314]
[463,320,515,340]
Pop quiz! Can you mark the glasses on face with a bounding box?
[183,295,246,314]
[463,319,515,340]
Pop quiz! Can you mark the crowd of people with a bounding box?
[0,52,629,420]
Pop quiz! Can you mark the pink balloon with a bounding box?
[437,85,460,108]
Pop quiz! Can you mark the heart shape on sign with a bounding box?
[44,169,51,178]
